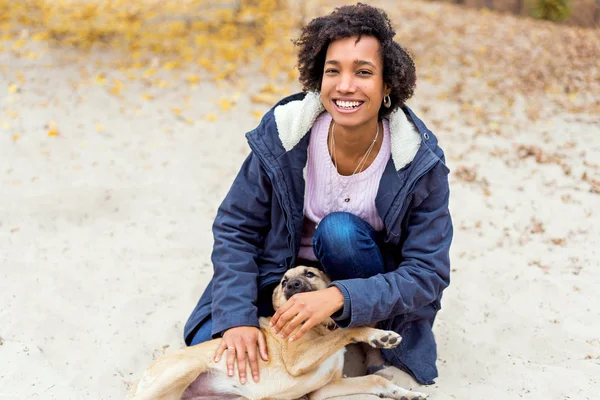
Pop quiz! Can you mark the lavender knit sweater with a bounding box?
[298,112,391,261]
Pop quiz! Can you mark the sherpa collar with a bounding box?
[273,92,422,171]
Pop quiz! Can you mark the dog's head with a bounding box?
[272,266,332,311]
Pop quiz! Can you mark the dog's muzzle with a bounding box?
[284,277,314,299]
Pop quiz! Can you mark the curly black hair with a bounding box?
[294,3,416,117]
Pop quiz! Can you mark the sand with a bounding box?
[1,7,599,400]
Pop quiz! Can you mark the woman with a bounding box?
[184,3,452,388]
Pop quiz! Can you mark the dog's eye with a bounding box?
[305,272,315,278]
[281,279,288,287]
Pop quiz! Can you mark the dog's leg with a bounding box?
[130,341,221,400]
[308,375,428,400]
[283,327,400,376]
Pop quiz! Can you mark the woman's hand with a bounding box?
[270,287,344,342]
[214,326,268,384]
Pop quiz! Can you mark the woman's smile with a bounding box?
[332,98,365,113]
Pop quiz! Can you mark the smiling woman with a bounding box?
[183,2,453,390]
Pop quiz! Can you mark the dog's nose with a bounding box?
[288,278,302,289]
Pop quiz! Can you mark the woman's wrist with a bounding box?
[326,286,345,313]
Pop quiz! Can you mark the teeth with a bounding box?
[336,100,361,109]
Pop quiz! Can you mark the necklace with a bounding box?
[329,120,379,204]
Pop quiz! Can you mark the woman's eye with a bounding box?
[305,272,315,278]
[357,70,372,75]
[325,69,338,74]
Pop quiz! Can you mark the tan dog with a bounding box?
[129,266,428,400]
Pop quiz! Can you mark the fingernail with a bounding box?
[253,375,259,382]
[241,377,246,384]
[214,357,219,362]
[289,336,294,342]
[228,369,233,376]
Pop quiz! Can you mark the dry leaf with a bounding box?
[529,218,545,234]
[455,166,477,182]
[250,93,278,106]
[186,75,200,84]
[218,98,234,111]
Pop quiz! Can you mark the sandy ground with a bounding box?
[1,6,600,400]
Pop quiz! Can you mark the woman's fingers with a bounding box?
[219,327,267,384]
[245,339,260,382]
[289,317,316,342]
[270,298,294,330]
[280,312,307,339]
[214,339,227,362]
[235,340,248,384]
[226,342,236,377]
[258,330,268,361]
[272,305,299,334]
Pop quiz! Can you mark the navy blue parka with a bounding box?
[184,92,453,384]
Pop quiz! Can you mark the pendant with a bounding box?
[344,197,350,203]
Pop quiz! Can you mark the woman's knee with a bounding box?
[315,213,361,255]
[313,212,384,280]
[315,212,375,251]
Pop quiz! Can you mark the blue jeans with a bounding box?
[189,212,384,346]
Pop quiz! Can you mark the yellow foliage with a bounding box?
[251,93,279,105]
[218,98,235,112]
[109,79,124,96]
[0,0,298,82]
[95,74,107,85]
[186,75,201,85]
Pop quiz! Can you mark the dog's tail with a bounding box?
[129,341,219,400]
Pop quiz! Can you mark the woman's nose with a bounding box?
[337,73,355,93]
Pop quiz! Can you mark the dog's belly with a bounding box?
[183,349,346,400]
[182,372,244,400]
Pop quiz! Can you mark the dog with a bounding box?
[129,266,428,400]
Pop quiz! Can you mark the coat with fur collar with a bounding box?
[184,92,453,384]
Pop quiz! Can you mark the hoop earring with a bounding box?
[383,95,391,108]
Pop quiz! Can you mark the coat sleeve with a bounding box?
[210,152,272,337]
[329,167,452,328]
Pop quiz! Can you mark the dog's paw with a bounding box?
[396,395,428,400]
[368,330,402,349]
[379,389,428,400]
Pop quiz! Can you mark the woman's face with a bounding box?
[320,35,389,130]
